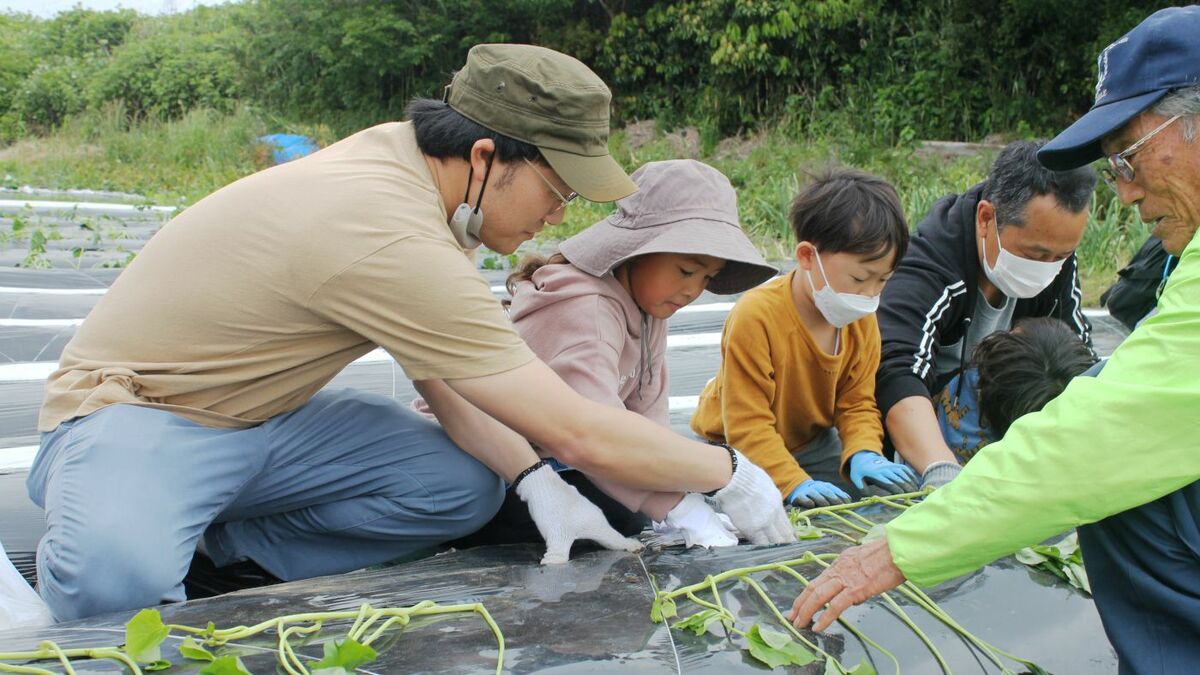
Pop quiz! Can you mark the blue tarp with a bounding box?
[258,134,319,164]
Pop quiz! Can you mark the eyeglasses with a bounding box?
[523,158,578,213]
[1100,114,1182,191]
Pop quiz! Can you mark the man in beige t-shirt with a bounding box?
[27,44,794,622]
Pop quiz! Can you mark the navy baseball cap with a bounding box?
[1038,5,1200,171]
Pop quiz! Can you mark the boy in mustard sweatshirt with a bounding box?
[692,170,918,507]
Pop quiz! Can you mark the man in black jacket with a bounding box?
[876,140,1097,488]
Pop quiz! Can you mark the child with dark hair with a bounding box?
[935,317,1099,462]
[441,159,779,549]
[692,169,919,508]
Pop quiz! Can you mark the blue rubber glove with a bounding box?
[848,451,920,495]
[787,479,851,509]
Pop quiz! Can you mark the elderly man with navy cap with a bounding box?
[789,6,1200,670]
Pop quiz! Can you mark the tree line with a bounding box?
[0,0,1175,144]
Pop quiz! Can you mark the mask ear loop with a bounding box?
[460,165,474,206]
[981,220,1003,274]
[472,154,495,214]
[801,243,825,293]
[811,246,834,290]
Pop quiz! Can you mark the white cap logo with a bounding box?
[1095,36,1130,102]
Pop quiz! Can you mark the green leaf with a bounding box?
[1020,532,1090,594]
[1054,532,1080,559]
[671,609,721,636]
[124,609,170,663]
[180,636,215,662]
[198,655,252,674]
[846,656,878,674]
[1065,562,1092,595]
[28,229,46,255]
[144,660,173,671]
[794,523,823,540]
[1030,544,1063,560]
[754,624,792,650]
[311,638,377,672]
[745,624,816,669]
[1015,547,1049,566]
[650,595,677,623]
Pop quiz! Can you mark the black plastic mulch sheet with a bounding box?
[0,473,42,584]
[0,502,1116,673]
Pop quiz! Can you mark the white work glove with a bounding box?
[515,465,644,565]
[710,449,797,545]
[921,460,962,489]
[407,397,438,422]
[653,493,739,549]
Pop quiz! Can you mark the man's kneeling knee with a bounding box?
[37,534,185,622]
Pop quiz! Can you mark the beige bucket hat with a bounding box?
[558,159,777,295]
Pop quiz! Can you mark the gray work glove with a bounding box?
[710,449,797,545]
[515,465,643,564]
[654,492,739,549]
[920,460,962,489]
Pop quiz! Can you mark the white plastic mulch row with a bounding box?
[0,206,1115,473]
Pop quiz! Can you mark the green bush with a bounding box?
[0,110,22,144]
[596,0,1176,139]
[6,1,1181,143]
[0,13,41,113]
[238,0,601,130]
[12,57,94,131]
[89,23,241,119]
[39,7,136,58]
[599,0,866,131]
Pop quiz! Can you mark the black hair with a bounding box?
[788,169,909,267]
[971,317,1098,437]
[982,139,1098,228]
[406,98,544,163]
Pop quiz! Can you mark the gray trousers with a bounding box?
[793,428,857,496]
[26,389,503,622]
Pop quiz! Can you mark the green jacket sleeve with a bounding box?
[886,234,1200,587]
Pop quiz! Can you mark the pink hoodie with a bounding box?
[508,261,682,520]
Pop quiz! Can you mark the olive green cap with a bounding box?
[445,43,637,203]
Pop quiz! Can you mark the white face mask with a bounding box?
[448,160,493,249]
[805,248,880,328]
[448,202,483,249]
[980,228,1065,299]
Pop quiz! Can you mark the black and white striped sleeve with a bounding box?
[876,265,966,418]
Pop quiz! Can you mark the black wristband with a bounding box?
[509,459,548,492]
[704,444,737,497]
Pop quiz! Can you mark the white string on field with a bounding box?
[0,199,177,214]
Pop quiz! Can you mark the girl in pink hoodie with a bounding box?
[456,159,777,549]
